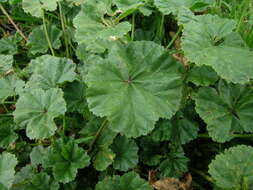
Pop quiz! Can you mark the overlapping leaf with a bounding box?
[182,14,253,84]
[111,135,138,171]
[0,75,25,103]
[194,80,253,142]
[0,152,17,189]
[22,0,59,18]
[0,55,13,76]
[13,88,66,139]
[93,148,115,171]
[43,138,90,183]
[86,41,183,137]
[73,1,131,52]
[26,55,76,90]
[27,24,62,55]
[95,171,152,190]
[0,120,18,148]
[209,145,253,189]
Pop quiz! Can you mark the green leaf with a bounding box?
[73,2,131,53]
[0,75,25,103]
[27,24,62,55]
[154,0,214,15]
[43,138,90,183]
[13,88,67,139]
[0,152,18,189]
[150,120,171,142]
[0,54,13,76]
[194,80,253,142]
[209,145,253,189]
[182,14,253,84]
[159,146,189,178]
[30,145,47,166]
[86,41,182,137]
[187,65,219,86]
[0,121,18,148]
[113,0,145,11]
[22,0,59,18]
[0,35,18,55]
[12,165,35,190]
[93,148,115,171]
[95,171,152,190]
[18,173,59,190]
[139,137,162,166]
[26,55,76,90]
[63,81,87,113]
[111,135,138,171]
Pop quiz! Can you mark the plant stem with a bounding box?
[42,11,55,56]
[58,2,70,58]
[131,13,136,41]
[158,14,164,40]
[166,25,183,49]
[88,119,107,152]
[0,4,28,42]
[191,168,214,183]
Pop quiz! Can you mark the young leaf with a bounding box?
[27,24,62,55]
[182,14,253,84]
[209,145,253,189]
[0,35,18,55]
[43,138,90,183]
[111,135,138,171]
[187,65,219,86]
[86,41,183,138]
[22,0,59,18]
[0,152,18,189]
[0,54,13,76]
[30,145,47,166]
[0,121,18,148]
[26,55,76,90]
[159,146,189,178]
[95,171,152,190]
[13,88,67,139]
[93,148,115,171]
[63,81,87,113]
[73,1,131,53]
[194,81,253,142]
[22,173,59,190]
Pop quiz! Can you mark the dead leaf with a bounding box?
[149,170,192,190]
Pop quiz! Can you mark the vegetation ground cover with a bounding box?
[0,0,253,189]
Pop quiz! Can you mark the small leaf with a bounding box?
[159,146,189,178]
[73,1,131,53]
[95,171,152,190]
[0,152,18,189]
[26,55,76,90]
[14,88,67,139]
[93,148,115,171]
[209,145,253,189]
[43,138,90,183]
[187,65,219,86]
[86,41,182,137]
[111,135,138,171]
[0,75,25,103]
[0,35,18,55]
[0,121,18,148]
[22,0,59,18]
[0,54,13,76]
[30,145,47,166]
[27,24,62,55]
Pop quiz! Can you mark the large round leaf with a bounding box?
[209,145,253,189]
[13,88,66,139]
[95,171,152,190]
[86,41,183,137]
[194,81,253,142]
[182,14,253,84]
